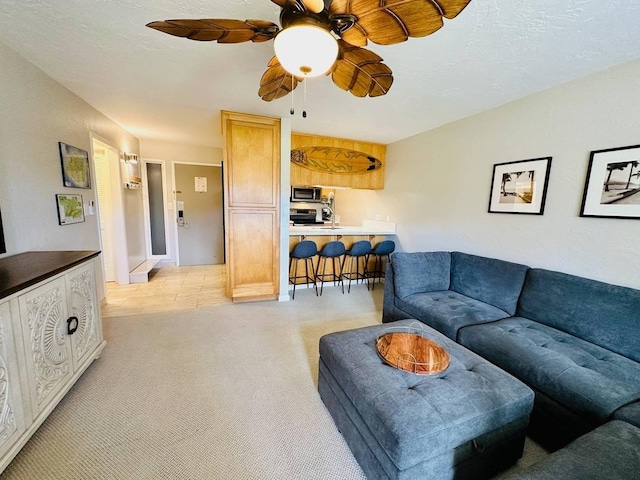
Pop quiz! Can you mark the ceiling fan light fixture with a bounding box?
[274,25,338,78]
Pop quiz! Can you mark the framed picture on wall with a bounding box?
[488,157,552,215]
[580,144,640,219]
[59,142,91,188]
[56,194,85,225]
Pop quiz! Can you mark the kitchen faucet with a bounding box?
[327,192,336,229]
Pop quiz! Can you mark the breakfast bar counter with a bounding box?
[289,219,396,237]
[288,219,396,252]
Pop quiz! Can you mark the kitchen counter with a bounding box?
[289,219,396,236]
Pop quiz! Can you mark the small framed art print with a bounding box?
[56,194,85,225]
[59,142,91,189]
[488,157,552,215]
[580,144,640,219]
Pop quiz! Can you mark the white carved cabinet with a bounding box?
[0,301,26,460]
[0,251,105,473]
[18,260,100,415]
[19,276,74,415]
[66,263,100,370]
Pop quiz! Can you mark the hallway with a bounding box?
[101,264,231,317]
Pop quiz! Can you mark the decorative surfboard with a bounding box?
[291,146,382,174]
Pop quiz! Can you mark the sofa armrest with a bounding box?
[382,262,397,323]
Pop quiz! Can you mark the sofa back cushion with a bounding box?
[450,252,529,315]
[391,251,451,299]
[517,268,640,362]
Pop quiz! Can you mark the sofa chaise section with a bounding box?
[458,268,640,449]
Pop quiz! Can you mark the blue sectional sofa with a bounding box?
[383,251,640,451]
[505,420,640,479]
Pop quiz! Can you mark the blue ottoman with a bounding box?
[318,320,535,480]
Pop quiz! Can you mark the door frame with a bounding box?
[89,133,130,287]
[172,161,222,267]
[141,158,171,262]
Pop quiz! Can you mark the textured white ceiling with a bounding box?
[1,0,640,148]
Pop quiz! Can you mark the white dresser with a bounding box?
[0,251,106,473]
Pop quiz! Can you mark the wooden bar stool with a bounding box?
[367,240,396,290]
[315,241,346,295]
[340,240,372,293]
[289,240,318,300]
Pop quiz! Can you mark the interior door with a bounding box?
[175,164,224,266]
[93,144,116,282]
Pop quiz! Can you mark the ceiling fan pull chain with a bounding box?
[302,78,307,118]
[290,75,295,115]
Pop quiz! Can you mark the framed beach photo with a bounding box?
[56,194,85,225]
[488,157,552,215]
[59,142,91,188]
[580,144,640,219]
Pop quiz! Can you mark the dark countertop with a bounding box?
[0,251,100,300]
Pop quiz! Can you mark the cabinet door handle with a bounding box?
[67,316,79,335]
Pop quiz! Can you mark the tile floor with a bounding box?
[101,263,232,317]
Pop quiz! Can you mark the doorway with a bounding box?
[173,163,224,266]
[91,135,129,286]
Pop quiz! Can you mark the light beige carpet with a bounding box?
[1,285,378,479]
[0,284,546,479]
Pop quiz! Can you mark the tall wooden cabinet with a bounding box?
[221,111,281,302]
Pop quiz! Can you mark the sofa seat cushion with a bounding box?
[458,318,640,422]
[319,320,534,472]
[612,401,640,429]
[395,290,511,340]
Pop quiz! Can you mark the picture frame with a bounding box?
[488,157,552,215]
[59,142,91,188]
[56,194,85,225]
[580,144,640,219]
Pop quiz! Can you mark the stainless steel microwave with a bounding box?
[291,186,322,202]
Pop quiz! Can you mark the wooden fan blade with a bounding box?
[331,40,393,97]
[259,57,303,102]
[146,19,279,43]
[330,0,472,46]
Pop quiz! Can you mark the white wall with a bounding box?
[333,188,387,226]
[369,58,640,289]
[139,139,222,263]
[0,41,145,299]
[4,34,639,292]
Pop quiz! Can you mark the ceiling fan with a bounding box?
[147,0,472,102]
